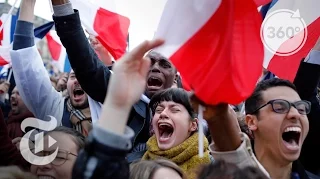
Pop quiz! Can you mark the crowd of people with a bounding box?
[0,0,319,179]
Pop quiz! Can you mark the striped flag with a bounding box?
[154,0,264,105]
[0,11,54,66]
[262,0,320,81]
[46,30,71,73]
[70,0,130,60]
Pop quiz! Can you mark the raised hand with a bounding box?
[105,39,164,110]
[18,0,36,22]
[98,39,164,134]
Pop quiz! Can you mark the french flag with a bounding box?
[46,30,71,72]
[154,0,264,105]
[0,12,54,66]
[70,0,130,59]
[262,0,320,81]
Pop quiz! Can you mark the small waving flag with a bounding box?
[46,30,71,72]
[0,11,54,66]
[70,0,130,60]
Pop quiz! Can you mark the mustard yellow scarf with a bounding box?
[142,132,211,178]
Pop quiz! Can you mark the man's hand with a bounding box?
[190,94,230,123]
[89,35,113,66]
[190,94,241,151]
[18,0,36,22]
[98,39,164,134]
[105,39,164,110]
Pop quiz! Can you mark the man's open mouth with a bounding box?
[147,77,163,90]
[158,122,174,142]
[73,88,85,100]
[282,126,301,151]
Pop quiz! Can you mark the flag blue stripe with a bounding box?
[34,21,54,39]
[64,56,71,73]
[10,9,19,43]
[260,0,279,19]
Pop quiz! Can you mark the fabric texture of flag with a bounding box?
[154,0,264,105]
[262,0,320,81]
[46,30,71,73]
[0,10,54,66]
[70,0,130,60]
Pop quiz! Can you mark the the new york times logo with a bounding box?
[20,116,58,165]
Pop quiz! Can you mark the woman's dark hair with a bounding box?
[149,88,196,119]
[45,126,85,151]
[197,160,268,179]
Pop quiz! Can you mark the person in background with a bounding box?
[56,73,68,92]
[10,0,92,136]
[88,34,114,66]
[130,159,184,179]
[6,86,34,139]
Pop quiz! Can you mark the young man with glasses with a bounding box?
[196,78,317,179]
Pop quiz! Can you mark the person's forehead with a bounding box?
[262,86,301,103]
[159,101,183,107]
[12,87,18,93]
[43,132,77,153]
[148,51,169,61]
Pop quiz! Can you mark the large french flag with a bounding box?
[46,30,71,72]
[262,0,320,81]
[154,0,264,105]
[70,0,130,60]
[0,12,54,66]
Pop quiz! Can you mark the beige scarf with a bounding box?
[143,132,211,178]
[67,99,92,137]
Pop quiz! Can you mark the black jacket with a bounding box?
[53,11,150,162]
[294,61,320,175]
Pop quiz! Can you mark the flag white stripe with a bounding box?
[154,0,221,58]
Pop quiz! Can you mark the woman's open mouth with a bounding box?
[158,122,174,142]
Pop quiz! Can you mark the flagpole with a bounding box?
[6,68,12,83]
[0,0,20,32]
[48,0,53,13]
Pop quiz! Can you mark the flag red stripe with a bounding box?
[254,0,272,6]
[46,34,62,61]
[267,17,320,81]
[170,0,263,104]
[0,56,8,66]
[94,8,130,60]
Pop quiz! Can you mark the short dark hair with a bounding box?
[149,88,196,118]
[45,126,85,151]
[245,78,297,115]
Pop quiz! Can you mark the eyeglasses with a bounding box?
[250,99,311,115]
[32,149,77,166]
